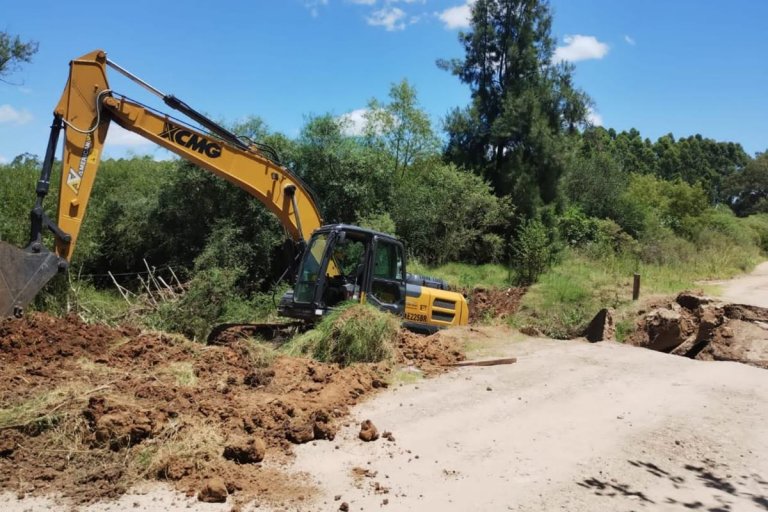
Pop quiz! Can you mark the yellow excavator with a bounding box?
[0,50,468,334]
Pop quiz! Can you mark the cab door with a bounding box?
[364,238,406,317]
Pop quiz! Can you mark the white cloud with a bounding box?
[304,0,328,17]
[553,34,609,63]
[438,1,474,29]
[367,7,407,31]
[624,35,636,46]
[339,108,369,136]
[0,154,8,164]
[348,0,376,4]
[587,108,603,127]
[0,104,33,125]
[105,124,153,147]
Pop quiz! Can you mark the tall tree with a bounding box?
[364,79,440,177]
[439,0,590,216]
[0,32,38,82]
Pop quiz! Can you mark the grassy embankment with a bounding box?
[416,213,768,340]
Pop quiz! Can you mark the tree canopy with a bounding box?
[439,0,590,216]
[0,32,38,82]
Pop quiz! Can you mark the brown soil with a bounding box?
[396,330,465,375]
[627,292,768,368]
[0,313,464,508]
[468,287,526,323]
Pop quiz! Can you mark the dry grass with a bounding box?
[0,382,105,432]
[236,338,279,369]
[163,362,198,387]
[135,418,224,480]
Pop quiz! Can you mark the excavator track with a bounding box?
[206,320,307,345]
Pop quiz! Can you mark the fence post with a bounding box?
[632,273,641,301]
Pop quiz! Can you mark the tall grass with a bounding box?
[408,260,510,289]
[282,303,398,366]
[514,233,763,339]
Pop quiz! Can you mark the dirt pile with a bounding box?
[0,313,462,507]
[627,293,768,368]
[396,330,465,374]
[468,287,525,323]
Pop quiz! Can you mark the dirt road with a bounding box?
[286,262,768,511]
[713,261,768,308]
[288,332,768,511]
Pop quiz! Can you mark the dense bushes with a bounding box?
[1,78,766,334]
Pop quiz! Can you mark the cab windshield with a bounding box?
[294,233,328,303]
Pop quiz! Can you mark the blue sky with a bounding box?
[1,0,766,163]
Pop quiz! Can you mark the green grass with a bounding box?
[390,368,424,385]
[283,303,399,366]
[513,243,763,339]
[408,261,510,289]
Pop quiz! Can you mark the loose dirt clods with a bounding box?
[0,312,465,507]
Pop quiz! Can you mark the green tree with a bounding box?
[0,32,38,81]
[390,159,513,265]
[363,79,440,177]
[439,0,590,216]
[294,114,392,224]
[722,152,768,216]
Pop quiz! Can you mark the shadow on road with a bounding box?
[577,459,768,511]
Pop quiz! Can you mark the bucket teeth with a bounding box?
[0,242,61,318]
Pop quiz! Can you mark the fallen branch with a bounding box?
[443,357,517,367]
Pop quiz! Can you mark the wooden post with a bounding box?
[144,259,164,296]
[632,273,641,301]
[158,276,176,297]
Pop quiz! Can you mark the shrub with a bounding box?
[512,219,553,285]
[153,267,246,341]
[391,161,513,265]
[558,206,598,247]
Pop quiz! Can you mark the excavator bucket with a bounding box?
[0,242,61,318]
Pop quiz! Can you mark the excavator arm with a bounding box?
[0,49,323,317]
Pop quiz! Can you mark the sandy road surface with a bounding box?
[713,261,768,308]
[289,333,768,511]
[286,261,768,511]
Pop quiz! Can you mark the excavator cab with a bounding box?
[278,225,407,322]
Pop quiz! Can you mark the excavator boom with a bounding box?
[0,49,468,331]
[0,50,322,317]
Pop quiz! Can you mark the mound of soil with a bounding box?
[626,293,768,368]
[468,287,525,323]
[0,313,461,507]
[396,330,465,374]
